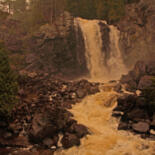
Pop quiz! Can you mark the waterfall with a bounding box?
[74,18,127,82]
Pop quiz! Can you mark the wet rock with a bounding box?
[66,119,77,127]
[120,61,147,91]
[132,122,150,133]
[61,133,80,149]
[135,97,146,108]
[114,95,136,112]
[69,123,89,138]
[118,122,129,130]
[114,84,122,92]
[76,88,87,98]
[99,22,110,58]
[132,61,146,81]
[138,75,153,90]
[150,114,155,129]
[127,108,149,121]
[43,138,55,148]
[29,107,70,143]
[29,111,57,143]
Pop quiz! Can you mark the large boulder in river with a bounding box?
[120,61,155,91]
[68,123,89,138]
[132,122,150,133]
[29,108,70,143]
[61,133,80,149]
[76,88,87,98]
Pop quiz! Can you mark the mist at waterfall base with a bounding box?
[74,18,128,82]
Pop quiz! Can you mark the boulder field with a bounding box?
[0,75,99,154]
[113,61,155,139]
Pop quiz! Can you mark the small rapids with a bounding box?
[55,84,155,155]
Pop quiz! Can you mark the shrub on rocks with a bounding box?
[0,44,18,118]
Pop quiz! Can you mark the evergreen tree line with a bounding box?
[65,0,140,23]
[0,0,140,28]
[0,43,18,118]
[0,0,65,30]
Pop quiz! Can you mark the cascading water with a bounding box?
[74,18,106,81]
[54,18,155,155]
[74,18,127,82]
[55,84,155,155]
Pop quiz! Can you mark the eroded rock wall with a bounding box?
[0,12,87,79]
[117,0,155,68]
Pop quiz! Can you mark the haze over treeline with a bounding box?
[0,0,140,30]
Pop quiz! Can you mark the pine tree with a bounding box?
[0,44,18,117]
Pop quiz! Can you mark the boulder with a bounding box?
[132,122,150,133]
[118,122,129,130]
[114,84,122,92]
[76,88,87,98]
[135,97,147,108]
[61,133,80,149]
[132,61,146,81]
[138,75,153,90]
[29,108,69,143]
[151,114,155,129]
[127,108,149,121]
[29,112,57,143]
[43,137,58,148]
[115,95,136,112]
[69,123,89,138]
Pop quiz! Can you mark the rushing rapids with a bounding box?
[74,18,127,82]
[54,18,155,155]
[55,83,155,155]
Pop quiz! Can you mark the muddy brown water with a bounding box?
[55,84,155,155]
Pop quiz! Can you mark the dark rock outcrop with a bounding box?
[120,61,155,91]
[0,76,99,154]
[68,123,89,138]
[99,22,110,65]
[118,0,155,67]
[61,133,80,149]
[132,122,150,133]
[0,12,88,79]
[138,75,154,90]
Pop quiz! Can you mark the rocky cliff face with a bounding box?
[26,12,87,78]
[117,0,155,68]
[0,12,87,79]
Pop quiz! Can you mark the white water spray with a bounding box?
[74,18,127,82]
